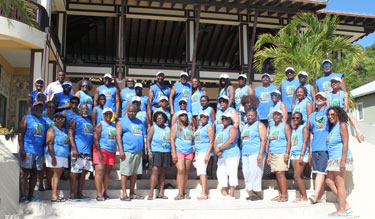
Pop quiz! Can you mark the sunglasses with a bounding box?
[179,102,187,105]
[292,117,300,120]
[331,81,340,84]
[179,114,187,117]
[273,113,282,116]
[316,96,326,100]
[55,117,65,121]
[219,99,227,103]
[200,115,208,118]
[221,117,230,120]
[328,113,336,117]
[71,102,79,105]
[271,93,280,97]
[127,80,134,83]
[82,84,89,87]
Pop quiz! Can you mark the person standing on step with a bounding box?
[92,94,106,126]
[325,106,353,217]
[93,108,117,201]
[94,73,120,121]
[280,67,300,123]
[267,109,292,202]
[197,95,215,125]
[126,83,149,115]
[45,113,69,202]
[316,59,347,93]
[217,74,234,110]
[116,105,146,201]
[215,95,239,134]
[292,86,313,124]
[146,112,172,200]
[255,73,279,127]
[62,96,80,130]
[45,71,73,101]
[75,80,94,116]
[171,99,193,127]
[241,108,267,201]
[193,111,214,200]
[18,101,48,203]
[132,96,149,132]
[28,78,45,107]
[147,71,170,123]
[191,77,206,129]
[214,112,240,199]
[235,74,255,130]
[171,110,194,200]
[153,96,171,126]
[267,90,288,128]
[292,71,315,107]
[170,72,192,115]
[68,104,94,200]
[121,77,136,117]
[290,112,309,203]
[52,81,73,112]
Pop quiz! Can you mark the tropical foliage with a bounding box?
[357,44,375,87]
[254,13,363,91]
[0,0,36,27]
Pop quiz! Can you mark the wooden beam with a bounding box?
[247,10,258,81]
[118,0,125,80]
[191,5,200,78]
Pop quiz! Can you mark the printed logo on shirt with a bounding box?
[269,130,280,141]
[84,123,93,135]
[315,116,326,131]
[235,90,241,101]
[293,106,301,113]
[64,135,70,145]
[157,91,165,100]
[127,93,135,99]
[291,133,298,146]
[331,99,340,107]
[182,89,190,98]
[323,81,332,92]
[194,131,200,142]
[136,113,144,121]
[64,99,70,105]
[242,129,250,141]
[87,96,93,105]
[286,85,296,97]
[34,123,44,137]
[104,89,112,98]
[260,92,271,103]
[184,130,192,141]
[108,128,116,141]
[192,93,199,103]
[131,124,142,135]
[216,133,224,144]
[162,130,170,141]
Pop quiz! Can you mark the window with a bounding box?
[18,100,28,127]
[0,94,6,127]
[356,102,364,121]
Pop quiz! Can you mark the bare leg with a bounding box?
[275,171,288,201]
[292,160,307,201]
[38,168,45,190]
[46,167,52,189]
[77,170,88,197]
[314,173,326,200]
[69,172,78,198]
[207,157,214,177]
[149,166,160,198]
[51,168,64,200]
[229,186,235,197]
[183,159,192,195]
[129,174,138,197]
[221,187,228,196]
[28,168,38,198]
[103,165,113,198]
[20,169,30,198]
[334,171,347,214]
[200,174,208,196]
[158,167,167,197]
[176,160,185,196]
[94,164,105,198]
[121,175,129,199]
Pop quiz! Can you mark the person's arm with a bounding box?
[74,91,80,98]
[281,102,288,122]
[171,114,177,126]
[18,117,27,160]
[170,125,177,163]
[124,100,130,117]
[344,91,349,113]
[231,109,239,129]
[68,119,78,158]
[45,84,52,101]
[347,113,364,142]
[210,108,216,124]
[218,126,238,151]
[147,88,154,125]
[27,93,33,107]
[284,123,292,164]
[52,96,59,109]
[310,85,316,106]
[228,86,235,107]
[292,93,296,111]
[299,127,309,164]
[247,85,255,97]
[116,121,125,161]
[205,125,215,163]
[169,86,176,115]
[115,88,121,120]
[93,87,99,107]
[92,108,97,126]
[93,122,103,163]
[46,127,57,166]
[146,126,155,163]
[306,101,313,123]
[257,122,267,164]
[202,88,207,96]
[341,77,347,92]
[339,122,349,171]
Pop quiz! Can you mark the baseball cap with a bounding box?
[261,73,271,79]
[221,112,232,119]
[177,110,188,117]
[36,92,46,97]
[62,81,72,87]
[285,67,295,72]
[238,74,247,80]
[322,59,332,65]
[102,108,113,115]
[218,95,229,101]
[297,71,308,77]
[180,72,189,77]
[33,101,44,107]
[219,74,230,79]
[315,92,327,99]
[132,96,141,102]
[158,96,168,102]
[271,90,281,95]
[135,83,143,88]
[156,71,165,76]
[104,73,112,79]
[273,109,283,116]
[34,78,44,84]
[199,111,209,117]
[179,98,188,104]
[330,76,342,83]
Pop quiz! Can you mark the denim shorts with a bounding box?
[312,151,328,174]
[19,153,44,171]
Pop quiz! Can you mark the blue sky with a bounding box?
[325,0,375,48]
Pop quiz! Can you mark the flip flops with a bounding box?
[328,212,348,217]
[96,196,105,201]
[51,197,66,202]
[120,196,131,201]
[196,195,208,200]
[156,195,168,199]
[130,194,144,200]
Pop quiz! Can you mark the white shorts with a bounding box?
[70,153,94,173]
[217,156,240,188]
[194,152,213,176]
[242,154,265,192]
[290,155,309,163]
[45,154,69,168]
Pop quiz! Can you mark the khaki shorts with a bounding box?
[270,153,288,172]
[120,151,143,176]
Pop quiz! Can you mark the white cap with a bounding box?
[34,78,44,83]
[219,74,230,79]
[156,71,164,76]
[36,92,46,97]
[62,81,72,87]
[158,96,168,102]
[221,112,232,119]
[330,76,342,83]
[177,110,188,117]
[271,90,281,95]
[102,108,113,115]
[135,83,143,88]
[218,95,229,101]
[132,96,141,102]
[104,73,112,79]
[322,59,332,65]
[180,72,189,77]
[238,74,247,79]
[285,67,295,72]
[273,109,283,116]
[261,73,271,79]
[315,92,327,99]
[179,98,188,104]
[297,71,308,77]
[199,111,209,117]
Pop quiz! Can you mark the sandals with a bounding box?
[197,195,208,200]
[147,196,154,200]
[96,196,105,201]
[271,196,280,201]
[130,194,144,200]
[174,194,184,200]
[120,196,131,201]
[278,196,288,202]
[156,195,168,199]
[328,211,347,217]
[51,197,66,202]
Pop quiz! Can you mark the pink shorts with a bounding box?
[175,151,194,160]
[93,146,116,166]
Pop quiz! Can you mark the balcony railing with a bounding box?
[0,1,49,32]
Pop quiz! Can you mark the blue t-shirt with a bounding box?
[281,78,300,112]
[94,106,104,124]
[235,85,249,112]
[121,87,136,116]
[45,126,70,158]
[129,95,148,112]
[194,123,212,154]
[98,85,117,111]
[198,106,214,125]
[267,101,281,128]
[269,122,287,154]
[303,84,313,104]
[291,124,309,157]
[151,125,171,152]
[64,109,79,130]
[215,125,240,158]
[79,91,93,116]
[23,115,47,156]
[73,116,94,154]
[292,98,309,123]
[191,89,204,116]
[174,124,193,154]
[217,86,234,110]
[42,115,54,128]
[241,121,262,155]
[54,92,73,108]
[215,107,234,134]
[150,84,170,111]
[316,73,343,93]
[328,90,345,109]
[255,85,279,120]
[309,107,329,152]
[173,82,192,113]
[327,123,352,159]
[120,116,145,152]
[99,121,117,153]
[136,111,147,135]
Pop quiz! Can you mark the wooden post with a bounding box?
[247,10,259,81]
[191,5,200,78]
[118,0,125,81]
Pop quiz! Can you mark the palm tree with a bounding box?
[0,0,36,27]
[254,13,363,89]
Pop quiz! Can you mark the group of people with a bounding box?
[19,59,361,217]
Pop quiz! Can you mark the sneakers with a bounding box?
[309,195,318,204]
[20,197,30,203]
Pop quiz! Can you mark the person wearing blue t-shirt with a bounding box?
[52,81,73,112]
[121,78,136,116]
[316,59,346,93]
[267,90,288,128]
[255,73,279,126]
[62,96,80,130]
[325,106,353,217]
[235,74,255,130]
[75,80,94,116]
[171,99,193,128]
[125,83,149,115]
[131,96,149,131]
[92,94,106,126]
[292,71,315,107]
[94,73,120,120]
[191,77,206,129]
[117,105,145,201]
[170,72,192,114]
[19,101,48,203]
[280,67,300,116]
[68,104,94,200]
[28,78,45,108]
[217,73,235,110]
[292,86,313,124]
[28,91,47,116]
[148,71,170,122]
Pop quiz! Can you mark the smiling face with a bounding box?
[104,77,111,86]
[179,101,187,110]
[328,109,338,124]
[271,92,280,103]
[36,94,46,102]
[220,78,227,86]
[315,95,326,107]
[126,78,135,88]
[246,111,257,124]
[103,111,113,122]
[200,115,208,125]
[156,114,165,126]
[54,116,65,128]
[298,75,307,84]
[261,76,270,85]
[273,112,282,123]
[70,98,80,110]
[219,98,228,109]
[331,80,341,90]
[79,104,89,117]
[291,113,302,128]
[192,78,199,88]
[286,70,295,79]
[33,104,44,116]
[35,81,44,91]
[322,62,332,73]
[159,99,168,108]
[200,96,208,107]
[238,77,246,86]
[222,116,231,127]
[179,114,188,123]
[296,87,305,100]
[156,74,165,83]
[57,72,65,84]
[180,75,188,83]
[81,82,89,92]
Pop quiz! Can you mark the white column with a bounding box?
[31,50,43,90]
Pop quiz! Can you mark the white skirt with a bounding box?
[45,154,69,168]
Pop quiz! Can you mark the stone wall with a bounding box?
[7,75,30,129]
